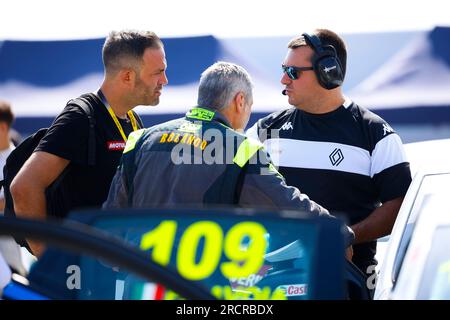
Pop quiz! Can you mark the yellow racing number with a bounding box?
[140,220,177,266]
[177,221,223,280]
[221,222,267,278]
[139,220,267,281]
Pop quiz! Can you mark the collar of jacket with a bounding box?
[185,106,232,128]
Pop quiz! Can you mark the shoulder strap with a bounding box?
[132,110,144,129]
[68,97,96,166]
[204,137,262,205]
[232,138,263,203]
[122,129,146,206]
[232,138,263,168]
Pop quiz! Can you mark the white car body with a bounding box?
[375,139,450,299]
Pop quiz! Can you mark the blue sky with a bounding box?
[1,0,449,40]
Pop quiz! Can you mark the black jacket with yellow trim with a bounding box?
[103,107,333,218]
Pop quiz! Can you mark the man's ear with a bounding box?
[118,68,136,88]
[234,92,245,113]
[0,122,7,133]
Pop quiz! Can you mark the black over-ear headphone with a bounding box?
[302,33,344,90]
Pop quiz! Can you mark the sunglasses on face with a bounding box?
[282,64,314,80]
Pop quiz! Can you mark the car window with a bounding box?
[0,215,213,300]
[417,226,450,299]
[392,173,450,285]
[46,208,347,300]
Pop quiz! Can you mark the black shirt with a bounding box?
[35,93,142,214]
[247,100,412,272]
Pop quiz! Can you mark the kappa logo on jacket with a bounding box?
[382,123,394,136]
[280,122,293,130]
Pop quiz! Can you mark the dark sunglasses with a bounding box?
[282,65,314,80]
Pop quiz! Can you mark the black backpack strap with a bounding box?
[121,129,146,206]
[123,151,137,207]
[132,110,144,129]
[69,97,96,166]
[203,162,248,205]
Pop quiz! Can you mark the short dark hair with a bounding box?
[288,28,347,78]
[102,30,163,75]
[0,100,14,127]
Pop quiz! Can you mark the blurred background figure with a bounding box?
[0,100,16,210]
[9,129,23,147]
[0,100,26,276]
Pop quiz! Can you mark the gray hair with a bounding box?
[197,61,253,111]
[102,30,163,75]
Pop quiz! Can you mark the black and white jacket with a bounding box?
[247,98,412,225]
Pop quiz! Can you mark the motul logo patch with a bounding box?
[107,141,126,151]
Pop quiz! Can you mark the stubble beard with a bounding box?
[149,96,160,106]
[137,86,160,107]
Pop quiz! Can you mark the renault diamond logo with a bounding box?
[329,148,344,166]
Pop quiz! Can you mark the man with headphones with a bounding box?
[247,29,412,280]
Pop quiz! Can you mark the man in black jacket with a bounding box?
[103,61,354,246]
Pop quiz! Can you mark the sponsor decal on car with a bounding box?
[276,283,308,297]
[229,264,272,289]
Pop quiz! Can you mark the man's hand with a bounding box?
[346,245,353,261]
[28,241,46,258]
[351,197,404,244]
